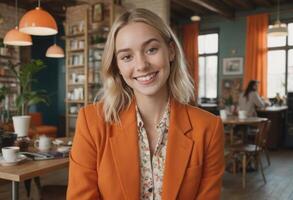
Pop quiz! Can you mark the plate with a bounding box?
[0,155,27,166]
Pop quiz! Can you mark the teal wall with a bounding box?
[198,3,293,95]
[31,24,65,135]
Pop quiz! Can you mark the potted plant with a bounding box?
[8,59,48,137]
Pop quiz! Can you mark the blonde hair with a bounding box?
[98,8,195,123]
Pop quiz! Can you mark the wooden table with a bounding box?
[222,116,268,144]
[0,138,71,200]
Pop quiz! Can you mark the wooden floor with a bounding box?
[0,149,292,200]
[222,149,293,200]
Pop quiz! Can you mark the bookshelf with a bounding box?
[65,1,113,137]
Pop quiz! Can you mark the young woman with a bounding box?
[67,8,224,200]
[239,80,270,117]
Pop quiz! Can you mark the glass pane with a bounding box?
[288,23,293,46]
[198,56,218,99]
[267,50,286,98]
[268,34,286,47]
[204,34,218,54]
[288,49,293,92]
[198,33,218,54]
[198,35,205,54]
[198,56,205,98]
[205,56,218,98]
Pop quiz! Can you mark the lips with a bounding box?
[134,71,158,84]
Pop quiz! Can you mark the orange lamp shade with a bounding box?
[19,7,58,36]
[4,26,32,46]
[46,44,64,58]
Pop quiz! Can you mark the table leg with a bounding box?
[230,125,235,144]
[12,181,19,200]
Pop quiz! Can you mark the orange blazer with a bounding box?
[67,99,225,200]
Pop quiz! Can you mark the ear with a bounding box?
[168,41,176,62]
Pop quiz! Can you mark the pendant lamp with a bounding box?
[268,0,288,37]
[46,44,64,58]
[19,0,57,36]
[4,0,32,46]
[46,37,64,58]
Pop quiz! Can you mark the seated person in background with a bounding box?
[239,80,270,117]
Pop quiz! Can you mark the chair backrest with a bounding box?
[254,119,271,151]
[29,112,43,127]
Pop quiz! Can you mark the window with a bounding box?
[198,33,219,99]
[267,22,293,98]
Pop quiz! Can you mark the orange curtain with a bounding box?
[183,22,199,102]
[244,13,268,97]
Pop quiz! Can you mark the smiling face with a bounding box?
[115,22,175,101]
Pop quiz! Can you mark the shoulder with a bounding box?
[184,104,221,129]
[249,91,259,97]
[78,101,106,128]
[178,103,224,149]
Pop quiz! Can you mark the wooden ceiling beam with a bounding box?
[253,0,273,7]
[190,0,235,19]
[222,0,255,9]
[172,0,206,15]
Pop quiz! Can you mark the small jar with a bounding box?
[14,136,31,152]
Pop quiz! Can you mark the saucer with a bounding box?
[0,155,27,166]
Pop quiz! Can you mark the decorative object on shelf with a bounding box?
[223,57,243,75]
[19,0,57,36]
[268,0,288,37]
[46,37,64,58]
[4,0,32,46]
[92,3,103,22]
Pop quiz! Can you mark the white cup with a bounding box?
[12,116,31,137]
[34,135,52,152]
[2,146,20,162]
[220,109,227,119]
[238,110,247,119]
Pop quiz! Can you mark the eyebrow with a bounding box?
[116,38,160,56]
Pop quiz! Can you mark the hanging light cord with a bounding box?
[15,0,18,26]
[277,0,280,21]
[38,0,40,7]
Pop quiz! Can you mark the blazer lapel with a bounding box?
[109,100,140,200]
[162,99,194,200]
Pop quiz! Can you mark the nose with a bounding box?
[135,53,150,71]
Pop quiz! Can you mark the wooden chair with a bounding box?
[227,119,271,188]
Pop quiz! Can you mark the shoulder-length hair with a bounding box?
[244,80,258,101]
[98,8,195,123]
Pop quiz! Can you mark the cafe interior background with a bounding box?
[0,0,293,199]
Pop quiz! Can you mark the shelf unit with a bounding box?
[0,46,20,123]
[65,1,113,137]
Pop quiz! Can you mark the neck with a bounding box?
[135,90,169,126]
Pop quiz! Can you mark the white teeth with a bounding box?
[136,73,156,81]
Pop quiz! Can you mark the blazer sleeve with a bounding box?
[67,108,101,200]
[196,117,225,200]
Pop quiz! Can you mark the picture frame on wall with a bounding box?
[92,3,103,22]
[223,57,243,75]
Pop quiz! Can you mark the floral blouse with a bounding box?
[136,103,170,200]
